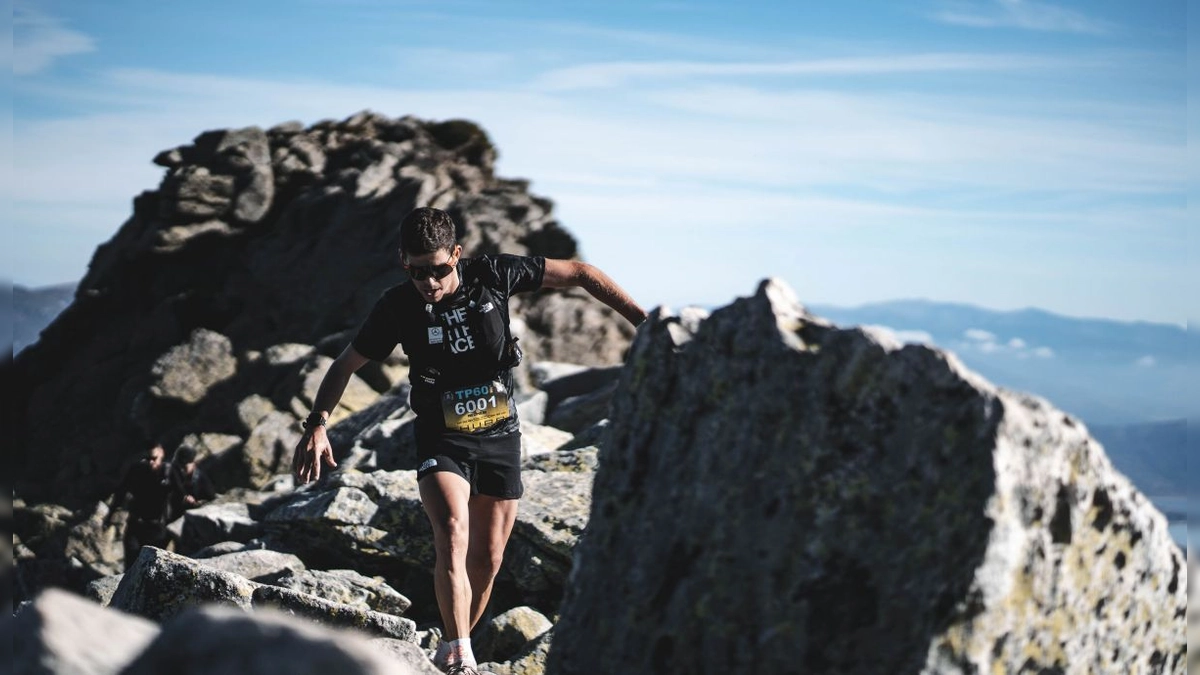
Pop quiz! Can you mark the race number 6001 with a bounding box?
[455,396,498,416]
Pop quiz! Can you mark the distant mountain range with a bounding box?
[810,299,1190,425]
[9,283,76,354]
[810,299,1193,500]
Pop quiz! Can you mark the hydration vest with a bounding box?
[407,273,522,427]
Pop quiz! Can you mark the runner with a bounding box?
[292,206,646,674]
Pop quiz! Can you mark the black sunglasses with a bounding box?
[405,260,456,281]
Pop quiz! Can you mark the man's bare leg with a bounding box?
[465,494,519,631]
[420,472,474,645]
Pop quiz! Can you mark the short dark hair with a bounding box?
[173,446,197,465]
[400,207,457,257]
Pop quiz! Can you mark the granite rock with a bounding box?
[110,546,257,621]
[200,549,306,583]
[271,568,412,616]
[548,280,1187,675]
[13,588,158,675]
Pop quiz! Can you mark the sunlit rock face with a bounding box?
[548,279,1186,675]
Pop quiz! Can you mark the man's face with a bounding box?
[404,245,460,304]
[148,446,165,470]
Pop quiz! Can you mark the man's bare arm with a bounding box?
[292,344,371,483]
[542,259,647,326]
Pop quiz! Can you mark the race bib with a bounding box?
[441,381,511,432]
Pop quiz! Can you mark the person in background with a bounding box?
[106,442,171,569]
[165,446,216,522]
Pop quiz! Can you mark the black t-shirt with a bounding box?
[353,254,545,453]
[114,460,170,522]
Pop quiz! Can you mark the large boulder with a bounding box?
[547,280,1188,675]
[14,500,122,604]
[241,410,305,488]
[251,585,416,641]
[179,501,263,552]
[120,605,420,675]
[14,111,632,523]
[111,547,257,620]
[13,588,159,675]
[502,471,593,603]
[262,472,429,574]
[148,328,237,405]
[475,606,553,664]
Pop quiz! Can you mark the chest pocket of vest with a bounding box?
[412,282,518,393]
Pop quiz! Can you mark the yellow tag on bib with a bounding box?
[441,381,512,432]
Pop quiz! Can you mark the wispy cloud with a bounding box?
[530,19,762,57]
[11,4,95,76]
[532,52,1083,90]
[388,48,519,79]
[8,59,1187,321]
[864,326,936,345]
[1136,355,1157,367]
[930,0,1112,35]
[959,329,1055,358]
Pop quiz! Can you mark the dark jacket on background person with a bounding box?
[111,458,170,524]
[166,462,216,522]
[111,456,171,569]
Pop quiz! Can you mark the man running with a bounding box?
[292,207,645,674]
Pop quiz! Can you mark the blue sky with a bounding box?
[4,0,1194,324]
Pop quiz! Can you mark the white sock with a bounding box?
[447,638,476,667]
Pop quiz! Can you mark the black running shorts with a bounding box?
[413,421,523,500]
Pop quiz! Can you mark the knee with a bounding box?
[433,515,470,563]
[466,546,505,580]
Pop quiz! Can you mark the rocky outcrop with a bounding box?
[13,111,635,517]
[547,280,1187,675]
[475,606,553,664]
[14,500,123,609]
[111,546,258,619]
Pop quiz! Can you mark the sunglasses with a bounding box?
[406,263,455,281]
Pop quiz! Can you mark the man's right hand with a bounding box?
[293,426,337,484]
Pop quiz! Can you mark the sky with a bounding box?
[4,0,1196,325]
